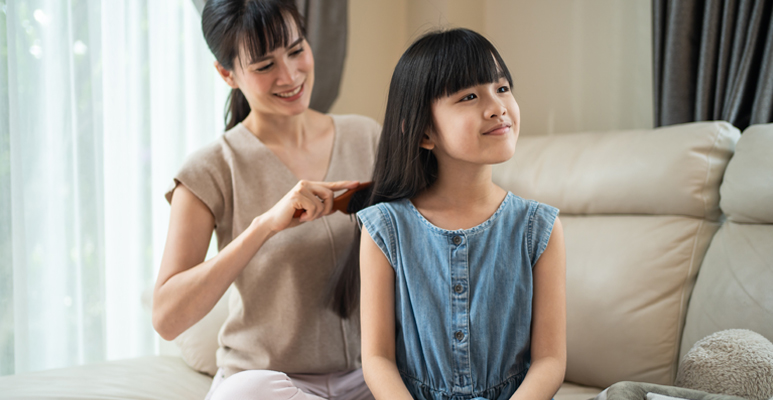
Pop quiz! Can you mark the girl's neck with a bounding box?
[429,165,498,204]
[412,164,507,230]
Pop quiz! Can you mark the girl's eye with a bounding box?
[497,86,510,93]
[460,93,477,101]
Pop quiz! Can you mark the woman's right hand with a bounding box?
[259,179,361,233]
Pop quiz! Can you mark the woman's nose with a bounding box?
[275,60,296,85]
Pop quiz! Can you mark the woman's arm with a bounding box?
[360,227,414,400]
[510,217,567,400]
[152,179,359,340]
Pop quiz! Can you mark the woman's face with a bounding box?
[228,26,314,118]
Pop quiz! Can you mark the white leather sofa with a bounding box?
[1,121,770,400]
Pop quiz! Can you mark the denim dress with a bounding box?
[357,192,558,400]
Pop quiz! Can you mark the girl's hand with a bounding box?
[259,179,360,233]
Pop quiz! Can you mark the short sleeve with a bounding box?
[529,202,559,267]
[357,204,396,269]
[164,143,231,224]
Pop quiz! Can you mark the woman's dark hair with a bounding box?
[330,28,513,318]
[201,0,306,130]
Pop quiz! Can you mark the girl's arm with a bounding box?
[360,227,414,400]
[152,180,358,340]
[510,217,567,400]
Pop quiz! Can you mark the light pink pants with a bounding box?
[205,368,374,400]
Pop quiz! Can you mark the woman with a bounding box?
[151,1,379,399]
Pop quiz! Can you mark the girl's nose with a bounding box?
[487,97,507,118]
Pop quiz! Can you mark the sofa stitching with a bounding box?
[672,218,705,383]
[700,125,724,221]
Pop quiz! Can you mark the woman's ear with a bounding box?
[214,61,239,89]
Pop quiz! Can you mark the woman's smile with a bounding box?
[274,82,305,101]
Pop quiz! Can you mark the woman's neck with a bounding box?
[241,110,311,148]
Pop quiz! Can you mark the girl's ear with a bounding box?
[214,61,239,89]
[420,130,435,150]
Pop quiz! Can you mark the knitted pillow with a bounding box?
[676,329,773,400]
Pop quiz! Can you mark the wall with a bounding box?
[329,0,653,136]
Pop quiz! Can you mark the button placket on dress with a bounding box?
[449,233,472,394]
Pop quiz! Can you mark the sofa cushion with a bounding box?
[0,356,211,399]
[681,124,773,360]
[562,215,718,388]
[493,121,740,220]
[718,123,773,224]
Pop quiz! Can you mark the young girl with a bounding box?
[355,29,566,400]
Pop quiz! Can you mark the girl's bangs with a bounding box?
[427,32,511,100]
[238,2,305,65]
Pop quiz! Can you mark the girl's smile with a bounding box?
[482,122,512,135]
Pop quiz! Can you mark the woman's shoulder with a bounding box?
[330,114,381,140]
[182,124,252,167]
[330,113,380,128]
[174,125,255,189]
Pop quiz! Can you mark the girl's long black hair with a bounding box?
[201,0,306,131]
[330,28,514,318]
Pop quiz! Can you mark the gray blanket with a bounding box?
[593,381,749,400]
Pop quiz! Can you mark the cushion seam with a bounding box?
[700,125,724,221]
[672,218,705,383]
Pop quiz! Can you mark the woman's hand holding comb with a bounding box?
[256,180,361,235]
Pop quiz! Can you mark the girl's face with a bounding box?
[423,77,520,166]
[221,25,314,118]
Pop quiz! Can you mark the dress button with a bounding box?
[455,331,465,341]
[452,236,462,245]
[454,284,463,293]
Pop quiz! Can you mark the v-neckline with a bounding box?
[236,115,339,184]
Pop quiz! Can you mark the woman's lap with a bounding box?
[206,368,373,400]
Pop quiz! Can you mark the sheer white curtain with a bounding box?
[0,0,227,375]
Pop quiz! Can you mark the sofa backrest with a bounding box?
[493,121,740,389]
[680,123,773,360]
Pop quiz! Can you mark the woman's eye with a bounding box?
[290,47,304,56]
[256,63,273,72]
[460,93,477,101]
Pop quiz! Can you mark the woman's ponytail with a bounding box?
[225,88,251,131]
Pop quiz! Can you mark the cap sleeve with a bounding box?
[528,202,559,268]
[165,143,231,224]
[357,204,396,269]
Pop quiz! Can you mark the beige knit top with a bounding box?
[166,114,381,377]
